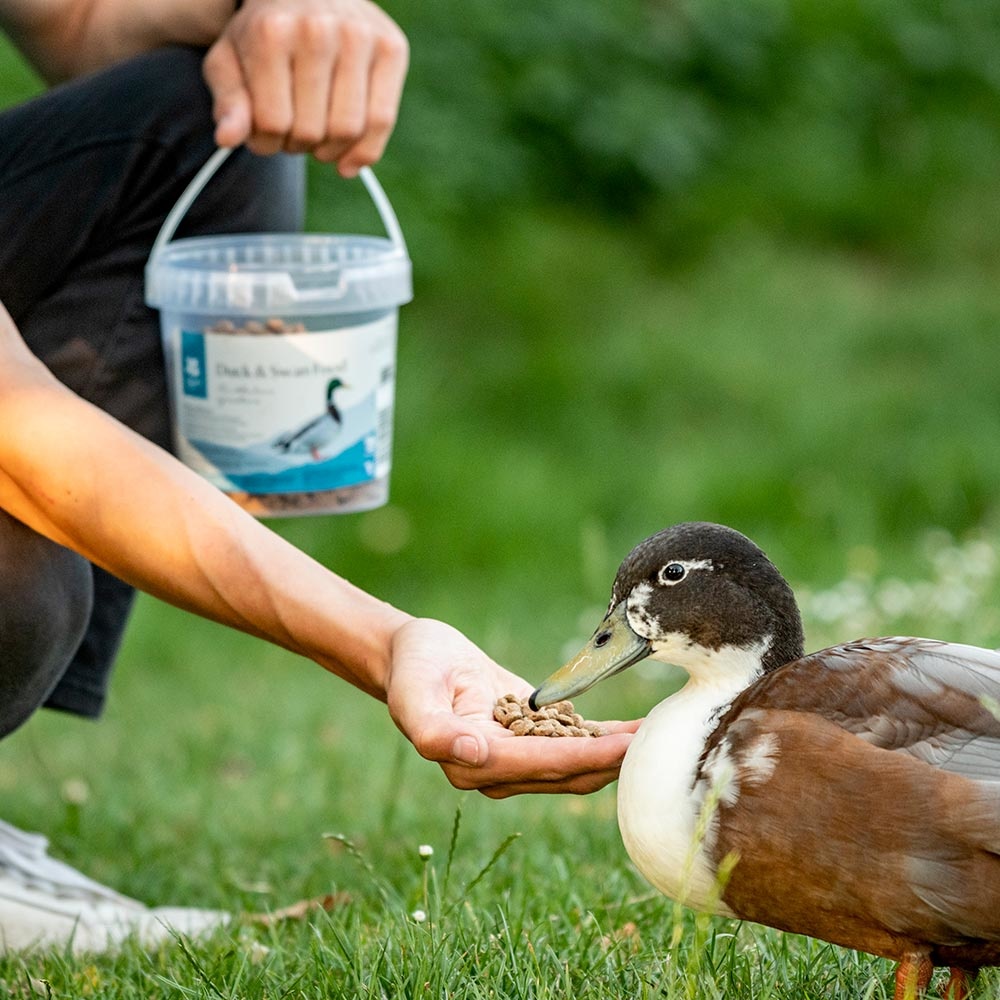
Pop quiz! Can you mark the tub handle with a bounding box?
[148,146,408,266]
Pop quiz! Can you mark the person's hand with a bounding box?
[385,618,640,798]
[202,0,409,175]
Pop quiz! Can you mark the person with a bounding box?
[0,0,636,955]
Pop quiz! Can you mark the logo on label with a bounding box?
[181,331,208,398]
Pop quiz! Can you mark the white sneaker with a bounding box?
[0,818,230,954]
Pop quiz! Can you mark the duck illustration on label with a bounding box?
[272,378,348,461]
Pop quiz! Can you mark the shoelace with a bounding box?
[0,818,138,905]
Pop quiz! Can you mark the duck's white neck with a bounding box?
[617,634,770,914]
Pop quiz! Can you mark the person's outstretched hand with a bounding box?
[386,618,639,798]
[203,0,409,175]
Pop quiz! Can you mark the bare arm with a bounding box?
[0,0,232,81]
[0,302,407,698]
[0,303,637,793]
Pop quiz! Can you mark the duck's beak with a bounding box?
[530,602,652,709]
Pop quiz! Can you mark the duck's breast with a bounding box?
[617,688,737,916]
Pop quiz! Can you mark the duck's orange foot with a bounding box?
[894,954,933,1000]
[943,968,971,1000]
[892,959,973,1000]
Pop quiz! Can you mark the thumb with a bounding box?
[202,40,252,148]
[389,690,490,767]
[400,709,490,768]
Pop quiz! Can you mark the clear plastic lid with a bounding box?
[146,232,412,314]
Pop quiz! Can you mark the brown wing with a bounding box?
[706,638,1000,783]
[697,639,1000,958]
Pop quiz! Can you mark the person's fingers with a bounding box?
[439,731,635,791]
[286,14,338,153]
[599,718,644,735]
[204,1,407,166]
[310,21,373,164]
[202,39,253,148]
[324,28,408,175]
[237,9,296,155]
[474,768,624,799]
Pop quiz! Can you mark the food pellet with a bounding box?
[207,318,308,336]
[493,694,607,737]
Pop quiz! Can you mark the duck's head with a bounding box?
[530,522,805,709]
[326,378,347,398]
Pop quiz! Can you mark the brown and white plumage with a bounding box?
[530,522,1000,999]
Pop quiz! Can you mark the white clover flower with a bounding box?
[418,844,434,859]
[411,909,427,923]
[60,778,90,806]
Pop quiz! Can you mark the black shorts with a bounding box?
[0,45,304,729]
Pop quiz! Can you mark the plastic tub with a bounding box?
[145,148,412,516]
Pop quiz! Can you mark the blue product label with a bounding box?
[169,318,396,495]
[181,331,208,398]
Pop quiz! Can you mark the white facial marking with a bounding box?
[625,560,719,638]
[657,558,715,587]
[626,581,660,638]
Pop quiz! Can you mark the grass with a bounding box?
[4,30,1000,1000]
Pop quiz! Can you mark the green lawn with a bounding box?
[3,26,1000,1000]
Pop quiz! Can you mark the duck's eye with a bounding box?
[659,562,687,585]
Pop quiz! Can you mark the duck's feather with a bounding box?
[704,638,1000,783]
[695,638,1000,962]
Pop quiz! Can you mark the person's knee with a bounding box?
[120,45,214,136]
[0,512,93,740]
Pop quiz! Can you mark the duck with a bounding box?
[273,378,347,460]
[530,521,1000,1000]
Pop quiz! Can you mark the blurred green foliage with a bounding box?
[5,0,999,260]
[382,0,1000,259]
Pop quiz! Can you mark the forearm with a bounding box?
[0,343,410,700]
[0,0,233,81]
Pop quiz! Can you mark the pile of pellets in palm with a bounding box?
[493,694,607,737]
